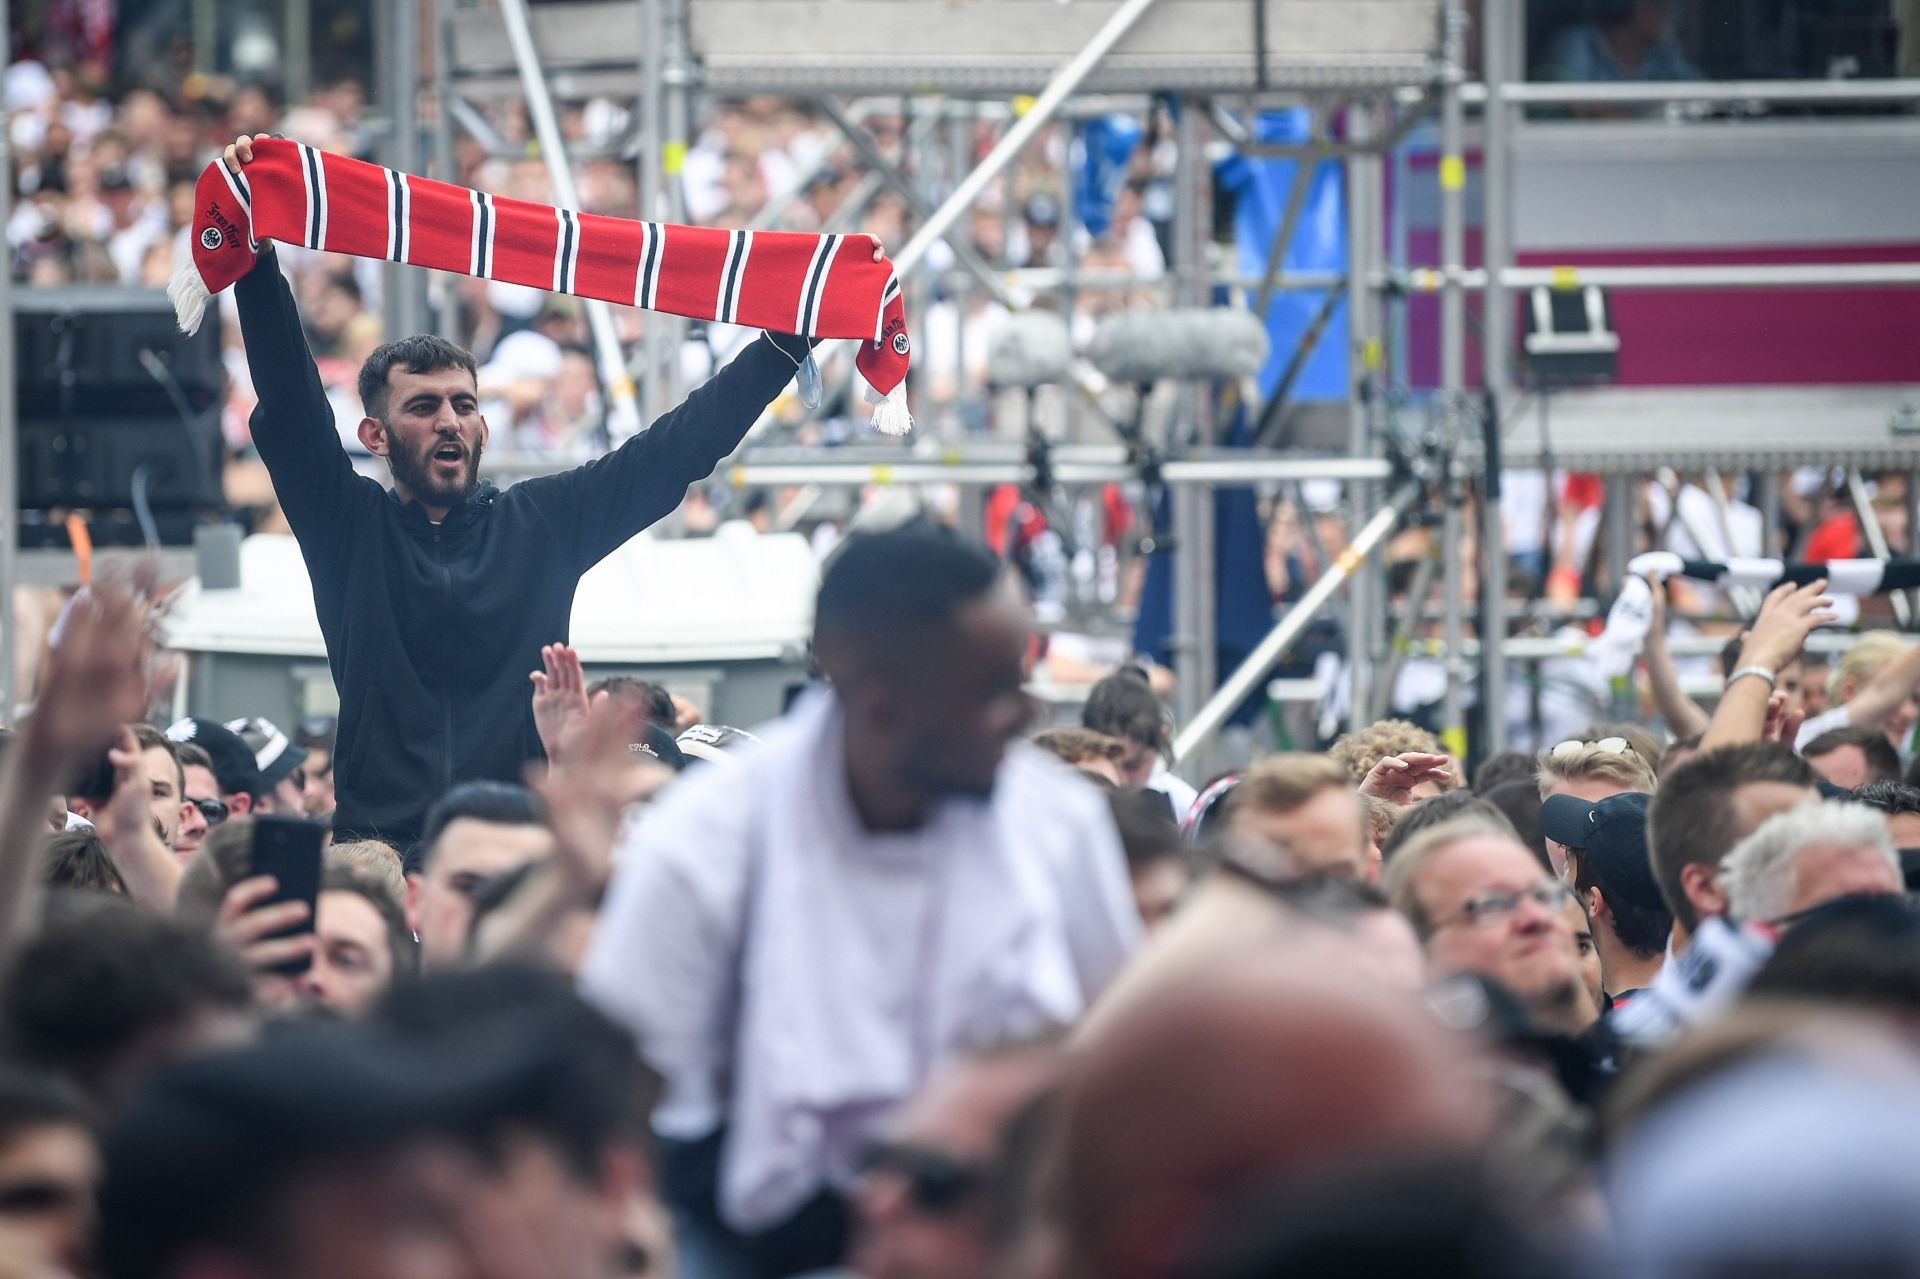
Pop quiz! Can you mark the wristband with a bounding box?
[1726,665,1777,691]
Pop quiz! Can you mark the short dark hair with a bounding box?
[1648,744,1815,930]
[1107,789,1183,873]
[813,527,1002,660]
[1082,666,1169,755]
[1747,893,1920,1016]
[1570,846,1671,960]
[1379,792,1514,866]
[68,724,178,804]
[357,334,479,419]
[174,741,213,775]
[2,896,252,1102]
[414,782,545,874]
[1853,780,1920,818]
[586,676,676,729]
[0,1066,88,1147]
[1471,751,1537,795]
[1480,780,1550,873]
[43,831,129,897]
[373,964,657,1180]
[1803,725,1901,785]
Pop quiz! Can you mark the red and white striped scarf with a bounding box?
[174,138,912,432]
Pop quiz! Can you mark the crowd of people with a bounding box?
[14,24,1920,1279]
[0,526,1916,1278]
[8,51,1172,491]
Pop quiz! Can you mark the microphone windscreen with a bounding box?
[987,312,1074,388]
[1089,309,1270,383]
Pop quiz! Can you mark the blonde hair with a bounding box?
[1830,631,1914,704]
[1361,794,1401,841]
[1537,743,1658,800]
[176,825,403,930]
[329,839,407,905]
[1328,720,1459,790]
[1225,753,1353,821]
[1381,812,1527,938]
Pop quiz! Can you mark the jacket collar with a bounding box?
[390,479,500,528]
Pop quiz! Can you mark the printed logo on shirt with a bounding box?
[200,226,224,250]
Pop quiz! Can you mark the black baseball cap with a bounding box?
[1539,791,1663,912]
[676,723,759,767]
[164,717,260,797]
[630,722,686,771]
[226,716,304,791]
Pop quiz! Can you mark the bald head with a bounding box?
[1059,966,1485,1279]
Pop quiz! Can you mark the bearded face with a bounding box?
[370,363,488,512]
[386,425,484,510]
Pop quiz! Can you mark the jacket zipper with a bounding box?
[433,526,455,793]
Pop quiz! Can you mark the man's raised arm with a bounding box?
[223,135,361,544]
[524,239,892,569]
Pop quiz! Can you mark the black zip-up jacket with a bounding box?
[235,253,807,847]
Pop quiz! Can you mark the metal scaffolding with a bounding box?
[418,0,1920,772]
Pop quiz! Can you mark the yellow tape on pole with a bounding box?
[1439,155,1466,191]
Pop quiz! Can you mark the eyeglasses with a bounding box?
[858,1141,986,1215]
[190,798,228,825]
[1435,879,1575,931]
[1548,736,1629,761]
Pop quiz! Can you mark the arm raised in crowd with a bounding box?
[1833,629,1920,735]
[1700,579,1834,752]
[520,240,889,570]
[223,134,365,549]
[0,576,165,965]
[86,729,184,910]
[1641,577,1712,739]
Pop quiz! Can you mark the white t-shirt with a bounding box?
[1147,762,1200,825]
[579,692,1141,1229]
[1795,703,1852,753]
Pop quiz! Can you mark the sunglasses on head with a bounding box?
[1549,736,1629,761]
[858,1141,985,1215]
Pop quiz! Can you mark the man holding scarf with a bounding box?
[220,133,888,848]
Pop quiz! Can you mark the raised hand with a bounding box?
[91,728,155,848]
[532,696,673,900]
[1359,752,1454,806]
[28,572,158,768]
[220,133,274,174]
[220,134,276,250]
[215,874,315,1004]
[529,643,595,766]
[1736,578,1836,676]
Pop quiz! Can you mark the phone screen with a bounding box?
[247,815,325,976]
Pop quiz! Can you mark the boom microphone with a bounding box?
[986,312,1074,388]
[1088,309,1270,384]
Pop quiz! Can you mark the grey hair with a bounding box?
[1719,800,1898,923]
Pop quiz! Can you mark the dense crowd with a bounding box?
[0,528,1913,1278]
[15,26,1920,1279]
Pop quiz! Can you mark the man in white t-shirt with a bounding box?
[580,528,1141,1275]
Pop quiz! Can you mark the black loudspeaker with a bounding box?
[15,288,225,533]
[17,287,224,415]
